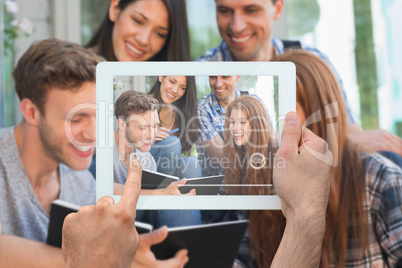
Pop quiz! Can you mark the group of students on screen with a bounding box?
[0,0,401,267]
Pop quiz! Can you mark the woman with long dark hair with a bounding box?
[148,75,201,177]
[87,0,192,178]
[225,50,402,267]
[86,0,190,61]
[86,0,201,244]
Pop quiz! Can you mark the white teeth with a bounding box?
[126,42,144,55]
[234,134,244,137]
[232,35,252,43]
[72,144,92,152]
[141,139,151,144]
[166,92,175,99]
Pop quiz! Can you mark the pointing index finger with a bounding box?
[118,157,142,217]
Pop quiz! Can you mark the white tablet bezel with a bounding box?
[96,61,295,210]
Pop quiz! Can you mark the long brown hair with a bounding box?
[223,95,275,195]
[149,76,199,155]
[249,50,369,267]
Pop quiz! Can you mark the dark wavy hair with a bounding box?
[86,0,190,61]
[148,76,198,155]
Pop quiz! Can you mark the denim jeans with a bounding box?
[176,156,202,179]
[150,136,202,178]
[150,136,181,175]
[147,136,202,228]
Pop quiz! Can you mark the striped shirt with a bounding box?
[198,90,244,143]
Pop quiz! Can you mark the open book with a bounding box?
[46,200,152,248]
[142,169,224,195]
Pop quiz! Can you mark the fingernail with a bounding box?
[158,226,167,235]
[286,112,298,126]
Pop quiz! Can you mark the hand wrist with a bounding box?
[286,208,326,233]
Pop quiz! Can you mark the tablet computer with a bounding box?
[96,62,295,210]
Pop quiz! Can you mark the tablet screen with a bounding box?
[97,62,295,209]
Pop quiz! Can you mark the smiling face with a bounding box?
[110,0,170,61]
[215,0,283,61]
[124,109,160,152]
[229,108,251,147]
[39,82,96,171]
[159,76,187,104]
[209,75,239,105]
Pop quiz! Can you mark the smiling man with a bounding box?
[114,90,161,182]
[197,76,240,176]
[113,90,200,228]
[200,0,282,62]
[200,0,402,160]
[0,39,189,267]
[215,0,280,62]
[0,39,99,241]
[0,39,100,267]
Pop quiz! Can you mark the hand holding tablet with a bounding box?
[273,112,332,219]
[96,62,296,209]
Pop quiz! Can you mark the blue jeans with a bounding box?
[148,136,202,228]
[150,136,181,175]
[136,209,201,228]
[176,156,202,179]
[150,136,202,178]
[379,151,402,168]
